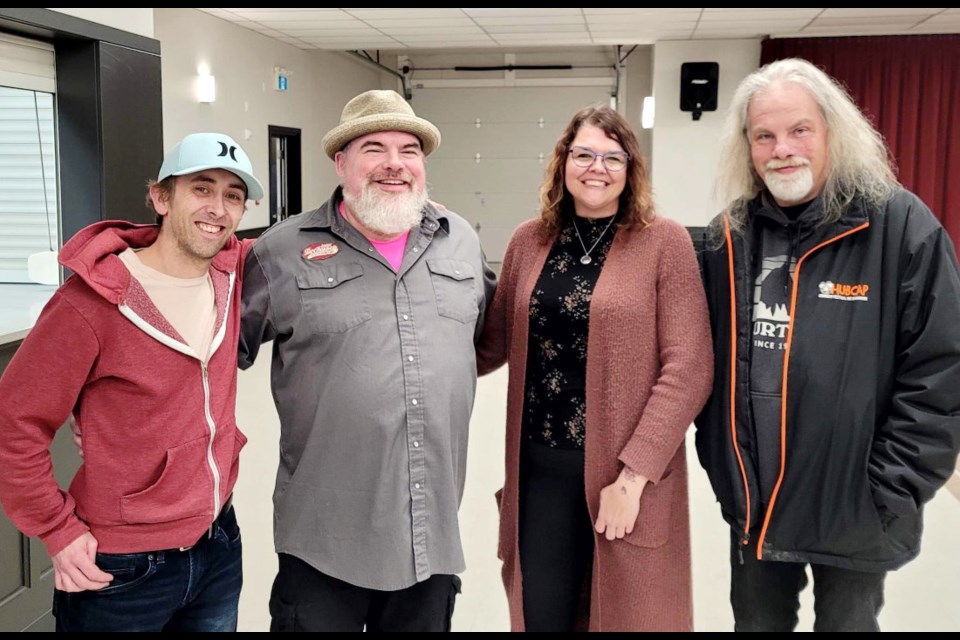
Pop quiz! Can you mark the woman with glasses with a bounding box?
[478,105,712,631]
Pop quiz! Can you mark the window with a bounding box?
[0,32,58,285]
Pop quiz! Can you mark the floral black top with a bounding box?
[522,213,619,449]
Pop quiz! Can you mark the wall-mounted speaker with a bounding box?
[680,62,719,121]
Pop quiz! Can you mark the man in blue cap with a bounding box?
[0,132,263,631]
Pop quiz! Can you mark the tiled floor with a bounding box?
[234,360,960,632]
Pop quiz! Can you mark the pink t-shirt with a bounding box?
[339,202,409,272]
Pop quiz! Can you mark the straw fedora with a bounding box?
[322,90,441,159]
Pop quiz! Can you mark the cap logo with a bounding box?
[217,142,238,161]
[302,242,340,261]
[157,132,265,200]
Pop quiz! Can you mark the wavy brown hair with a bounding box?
[539,105,654,237]
[146,177,176,226]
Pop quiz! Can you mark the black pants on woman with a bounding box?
[519,440,595,632]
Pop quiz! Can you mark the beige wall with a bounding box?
[154,9,394,230]
[622,46,654,168]
[46,8,154,38]
[652,39,761,227]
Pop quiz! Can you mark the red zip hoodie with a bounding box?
[0,221,248,556]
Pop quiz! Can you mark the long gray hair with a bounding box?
[715,58,899,233]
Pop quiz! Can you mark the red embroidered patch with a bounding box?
[301,243,340,261]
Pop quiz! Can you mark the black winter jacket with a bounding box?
[695,189,960,571]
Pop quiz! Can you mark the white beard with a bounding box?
[763,160,814,204]
[343,181,427,237]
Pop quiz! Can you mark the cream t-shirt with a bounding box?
[118,248,217,360]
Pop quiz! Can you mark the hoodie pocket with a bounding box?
[120,437,212,524]
[224,427,248,493]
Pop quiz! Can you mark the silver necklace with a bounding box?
[571,215,617,265]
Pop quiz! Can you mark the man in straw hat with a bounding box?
[239,89,496,631]
[0,132,263,631]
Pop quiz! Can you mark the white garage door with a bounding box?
[410,85,612,264]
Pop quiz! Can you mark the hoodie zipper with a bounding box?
[199,270,235,519]
[201,361,221,516]
[755,221,870,560]
[117,270,236,521]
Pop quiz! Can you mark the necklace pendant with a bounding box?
[580,255,593,265]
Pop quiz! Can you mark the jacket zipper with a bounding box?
[755,221,870,560]
[723,216,752,555]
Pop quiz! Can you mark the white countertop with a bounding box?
[0,284,57,346]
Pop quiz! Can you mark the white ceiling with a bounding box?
[197,8,960,50]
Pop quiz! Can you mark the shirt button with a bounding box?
[407,355,414,362]
[411,399,418,405]
[413,441,420,447]
[402,314,409,320]
[414,483,421,489]
[413,247,419,253]
[327,277,334,283]
[454,270,460,275]
[368,247,374,252]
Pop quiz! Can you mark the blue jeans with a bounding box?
[53,505,243,632]
[730,529,886,632]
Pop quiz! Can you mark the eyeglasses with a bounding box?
[568,146,629,172]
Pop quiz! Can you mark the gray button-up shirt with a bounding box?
[239,187,496,590]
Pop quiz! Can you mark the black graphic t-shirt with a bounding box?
[522,214,619,450]
[749,199,811,504]
[751,231,795,503]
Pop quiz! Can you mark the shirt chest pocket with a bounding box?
[427,258,479,324]
[297,261,372,333]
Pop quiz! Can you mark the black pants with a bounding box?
[519,440,594,632]
[730,530,886,632]
[269,554,461,632]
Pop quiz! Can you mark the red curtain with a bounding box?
[761,35,960,254]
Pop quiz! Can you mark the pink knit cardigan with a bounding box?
[478,215,714,631]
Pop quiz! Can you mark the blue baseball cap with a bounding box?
[158,132,264,201]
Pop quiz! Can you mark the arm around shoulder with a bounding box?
[238,244,274,369]
[476,220,539,376]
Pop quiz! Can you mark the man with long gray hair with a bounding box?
[695,58,960,631]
